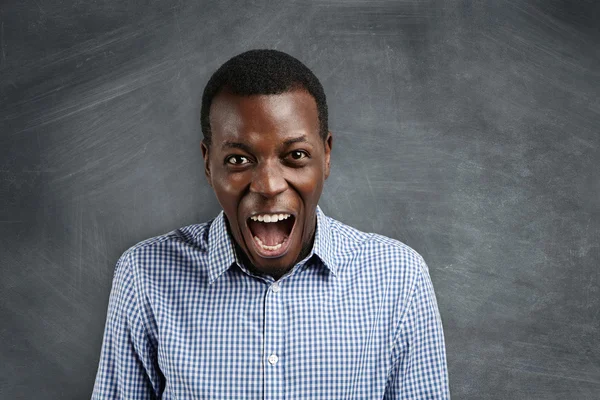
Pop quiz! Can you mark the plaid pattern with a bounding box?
[92,205,450,399]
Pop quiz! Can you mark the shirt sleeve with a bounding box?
[384,259,450,399]
[91,252,164,399]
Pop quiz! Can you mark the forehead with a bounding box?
[209,90,320,144]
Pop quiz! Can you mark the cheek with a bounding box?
[211,171,249,207]
[292,169,325,201]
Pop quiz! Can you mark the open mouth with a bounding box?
[246,213,296,258]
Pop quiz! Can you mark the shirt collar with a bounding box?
[310,205,337,276]
[206,208,238,284]
[206,205,337,284]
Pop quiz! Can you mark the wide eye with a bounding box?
[288,150,309,161]
[225,155,251,165]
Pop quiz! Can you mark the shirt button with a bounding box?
[271,282,280,293]
[267,354,279,365]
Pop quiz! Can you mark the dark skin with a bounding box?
[201,89,332,280]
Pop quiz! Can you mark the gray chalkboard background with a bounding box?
[1,0,599,398]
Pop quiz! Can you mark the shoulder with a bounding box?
[323,214,438,332]
[325,214,427,289]
[114,218,215,273]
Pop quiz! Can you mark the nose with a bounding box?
[250,160,288,198]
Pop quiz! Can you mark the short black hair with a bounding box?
[200,49,328,146]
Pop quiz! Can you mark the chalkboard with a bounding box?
[1,0,599,398]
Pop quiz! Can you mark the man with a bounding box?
[92,49,450,399]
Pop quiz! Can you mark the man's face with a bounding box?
[201,89,332,278]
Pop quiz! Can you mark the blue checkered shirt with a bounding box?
[92,205,450,399]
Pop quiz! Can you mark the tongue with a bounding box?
[248,219,293,246]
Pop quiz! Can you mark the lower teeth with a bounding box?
[254,236,286,251]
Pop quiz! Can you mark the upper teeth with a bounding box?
[250,213,291,223]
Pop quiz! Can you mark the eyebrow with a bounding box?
[221,141,252,153]
[282,135,308,146]
[221,135,308,152]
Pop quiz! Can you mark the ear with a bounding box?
[200,139,213,187]
[324,131,332,180]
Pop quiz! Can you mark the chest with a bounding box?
[150,271,395,399]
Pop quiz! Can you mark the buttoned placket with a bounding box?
[263,279,285,400]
